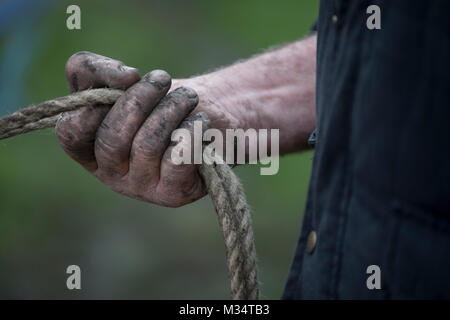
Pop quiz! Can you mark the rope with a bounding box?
[0,88,259,300]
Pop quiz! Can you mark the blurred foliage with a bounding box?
[0,0,318,299]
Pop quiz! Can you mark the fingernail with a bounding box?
[121,66,136,72]
[144,70,171,89]
[175,86,198,99]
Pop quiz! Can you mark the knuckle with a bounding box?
[95,131,129,158]
[132,133,150,150]
[132,135,160,160]
[95,122,127,152]
[98,118,125,141]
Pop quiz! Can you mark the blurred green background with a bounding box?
[0,0,318,299]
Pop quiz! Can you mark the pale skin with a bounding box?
[56,34,317,207]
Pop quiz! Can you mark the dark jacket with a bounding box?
[283,0,450,299]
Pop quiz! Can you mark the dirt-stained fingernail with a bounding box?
[174,86,198,100]
[143,70,171,89]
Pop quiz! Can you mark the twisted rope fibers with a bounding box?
[0,88,259,300]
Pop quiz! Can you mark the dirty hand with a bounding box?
[56,51,238,207]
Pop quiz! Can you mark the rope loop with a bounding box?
[0,88,259,300]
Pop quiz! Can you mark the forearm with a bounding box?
[175,34,317,154]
